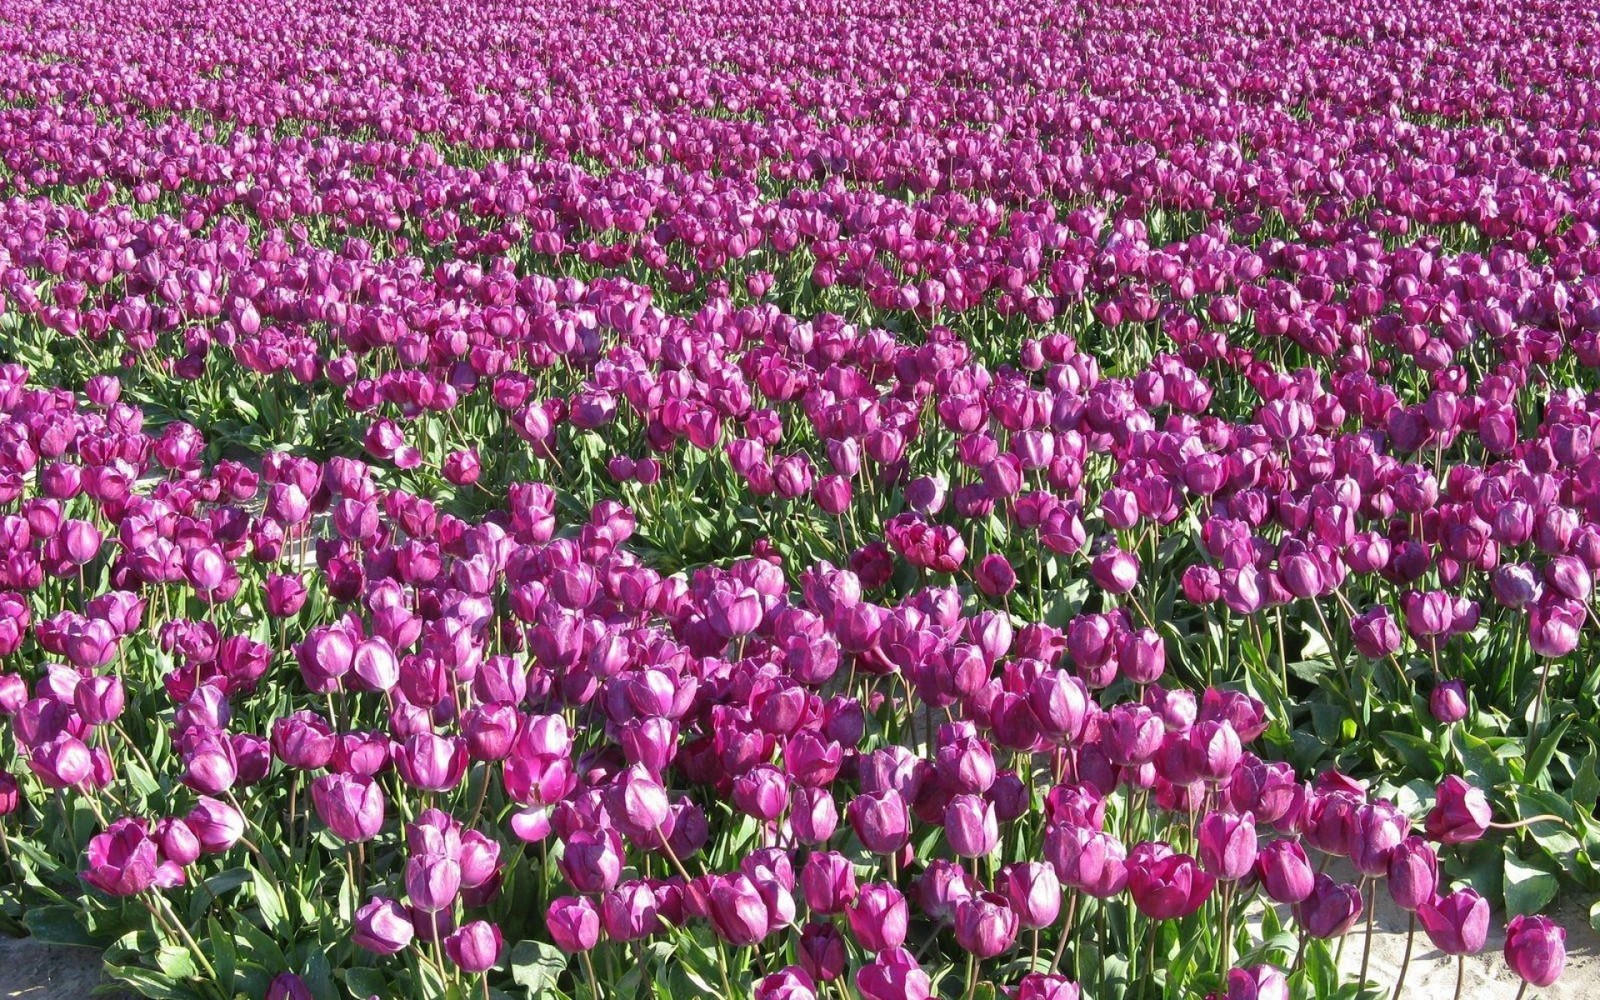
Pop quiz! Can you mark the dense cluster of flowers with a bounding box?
[0,0,1591,997]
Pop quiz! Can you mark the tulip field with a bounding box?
[0,0,1597,996]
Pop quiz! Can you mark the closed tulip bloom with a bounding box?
[1046,824,1128,898]
[607,766,672,840]
[953,891,1019,958]
[271,711,335,770]
[311,773,386,842]
[916,859,976,923]
[733,765,789,821]
[709,874,770,946]
[1350,800,1409,877]
[406,853,462,912]
[799,921,848,981]
[847,789,911,854]
[944,794,999,857]
[1256,839,1314,903]
[1029,670,1090,742]
[186,796,246,854]
[800,851,857,914]
[1425,776,1492,845]
[974,554,1017,597]
[546,896,602,952]
[1227,965,1289,1000]
[1429,680,1469,724]
[559,829,622,893]
[1386,837,1438,911]
[73,675,124,726]
[755,967,818,1000]
[845,882,909,952]
[154,816,201,868]
[1505,915,1567,987]
[1015,974,1082,1000]
[791,786,839,844]
[353,897,414,955]
[855,947,932,1000]
[1198,810,1258,881]
[1090,549,1140,594]
[601,881,662,941]
[266,973,312,1000]
[1128,844,1215,919]
[1419,888,1490,955]
[82,818,162,896]
[997,862,1061,929]
[1293,874,1363,938]
[445,920,502,974]
[396,733,469,792]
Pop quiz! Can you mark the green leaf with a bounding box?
[252,866,289,936]
[508,939,569,996]
[155,944,197,980]
[1574,749,1600,812]
[1524,716,1573,787]
[345,968,390,999]
[104,964,204,1000]
[1503,848,1559,917]
[23,904,98,947]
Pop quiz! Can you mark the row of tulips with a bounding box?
[0,358,1565,999]
[0,0,1597,996]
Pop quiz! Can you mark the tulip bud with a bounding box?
[1256,839,1314,904]
[1505,915,1567,987]
[1198,810,1258,881]
[953,891,1019,958]
[997,862,1061,929]
[353,897,414,955]
[1424,776,1491,845]
[546,895,602,952]
[1418,888,1490,955]
[799,921,848,981]
[1293,874,1363,938]
[845,882,909,953]
[1386,837,1438,911]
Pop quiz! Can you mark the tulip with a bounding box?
[1198,810,1258,881]
[1418,888,1489,955]
[799,852,857,915]
[311,773,385,843]
[1227,966,1289,1000]
[798,921,848,981]
[267,973,313,1000]
[1128,844,1214,919]
[1425,776,1491,845]
[1386,837,1438,911]
[1256,839,1314,903]
[406,853,462,912]
[186,796,245,854]
[708,874,769,946]
[546,896,602,952]
[944,793,999,857]
[996,862,1061,929]
[353,897,415,955]
[855,948,931,1000]
[1505,915,1567,987]
[1294,874,1363,938]
[845,882,909,952]
[601,881,661,941]
[82,818,163,896]
[953,891,1019,958]
[1429,680,1469,724]
[1016,974,1082,1000]
[755,967,818,1000]
[847,789,910,854]
[1350,800,1408,877]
